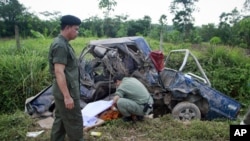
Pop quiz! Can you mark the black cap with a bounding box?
[60,15,81,26]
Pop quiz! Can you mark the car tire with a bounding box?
[172,101,201,121]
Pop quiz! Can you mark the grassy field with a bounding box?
[0,37,248,141]
[0,110,241,141]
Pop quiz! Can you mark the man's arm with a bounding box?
[111,95,120,111]
[112,95,120,104]
[54,63,74,109]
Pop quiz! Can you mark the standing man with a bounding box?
[112,73,154,122]
[48,15,84,141]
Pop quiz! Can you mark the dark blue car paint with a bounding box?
[26,36,241,120]
[129,36,241,120]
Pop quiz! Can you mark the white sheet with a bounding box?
[81,100,113,127]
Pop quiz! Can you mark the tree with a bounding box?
[103,17,119,37]
[140,16,152,36]
[98,0,117,37]
[236,17,250,48]
[170,0,199,42]
[81,16,103,37]
[219,8,241,26]
[243,0,250,12]
[114,15,129,37]
[98,0,117,18]
[0,0,26,48]
[218,8,242,46]
[167,30,181,44]
[198,23,217,42]
[159,15,167,51]
[38,11,61,38]
[126,16,152,36]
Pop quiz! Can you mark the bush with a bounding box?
[0,39,51,113]
[200,46,250,103]
[0,37,250,114]
[209,36,221,45]
[0,37,93,113]
[0,52,50,113]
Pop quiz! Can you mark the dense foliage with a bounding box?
[0,1,250,140]
[0,0,250,47]
[0,37,249,114]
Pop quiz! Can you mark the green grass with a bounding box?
[0,37,249,141]
[0,110,240,141]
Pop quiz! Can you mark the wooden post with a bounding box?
[15,24,20,49]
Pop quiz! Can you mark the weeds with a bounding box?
[0,37,249,140]
[0,110,236,141]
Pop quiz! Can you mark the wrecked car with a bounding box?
[25,36,241,121]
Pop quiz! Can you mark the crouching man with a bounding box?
[111,73,154,122]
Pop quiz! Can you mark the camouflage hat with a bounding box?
[60,15,81,26]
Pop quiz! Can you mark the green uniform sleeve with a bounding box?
[52,43,68,65]
[115,88,125,98]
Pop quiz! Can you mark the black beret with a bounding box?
[60,15,81,25]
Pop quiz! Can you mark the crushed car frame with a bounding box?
[25,36,241,121]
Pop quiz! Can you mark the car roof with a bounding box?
[89,36,144,45]
[88,36,152,57]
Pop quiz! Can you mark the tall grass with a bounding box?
[0,37,93,113]
[0,110,33,140]
[0,37,250,113]
[0,37,249,140]
[200,45,250,108]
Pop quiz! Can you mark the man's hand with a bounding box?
[64,96,74,109]
[111,95,120,111]
[111,103,117,111]
[54,63,74,109]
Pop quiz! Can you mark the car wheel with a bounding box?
[172,101,201,121]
